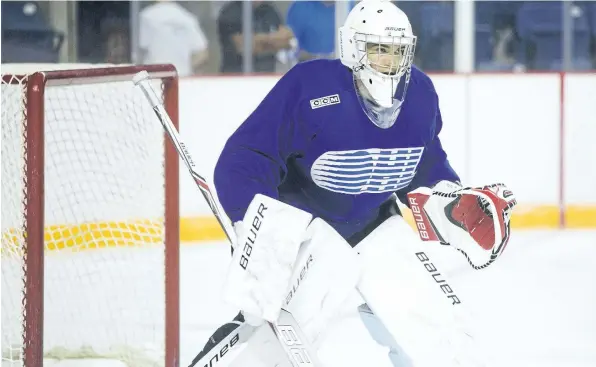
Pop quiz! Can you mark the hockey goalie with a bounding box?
[189,1,517,366]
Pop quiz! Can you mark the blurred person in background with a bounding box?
[211,0,235,19]
[1,1,63,63]
[77,1,130,63]
[514,1,594,71]
[286,1,336,62]
[217,0,295,73]
[139,0,209,76]
[102,17,130,64]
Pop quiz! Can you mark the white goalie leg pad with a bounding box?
[231,218,360,366]
[230,309,323,367]
[222,194,313,323]
[354,215,486,367]
[358,303,414,367]
[284,218,362,346]
[222,217,359,367]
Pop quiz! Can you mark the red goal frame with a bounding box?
[2,64,180,367]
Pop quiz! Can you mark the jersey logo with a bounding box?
[310,94,341,109]
[311,147,424,194]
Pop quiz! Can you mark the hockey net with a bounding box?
[1,64,180,367]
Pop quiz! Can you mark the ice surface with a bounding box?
[180,230,596,367]
[8,230,591,366]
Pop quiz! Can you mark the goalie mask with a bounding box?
[339,0,417,129]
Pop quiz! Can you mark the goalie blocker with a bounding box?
[407,181,517,270]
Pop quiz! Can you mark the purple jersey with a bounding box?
[214,59,459,239]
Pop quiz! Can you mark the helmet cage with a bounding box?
[354,32,417,80]
[338,12,418,128]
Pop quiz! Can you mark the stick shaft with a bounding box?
[134,72,232,244]
[132,71,320,367]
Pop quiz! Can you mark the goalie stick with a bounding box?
[132,70,320,367]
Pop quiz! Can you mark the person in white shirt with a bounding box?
[139,0,209,76]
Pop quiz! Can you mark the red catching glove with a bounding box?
[406,181,517,269]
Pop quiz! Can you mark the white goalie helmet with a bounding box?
[339,0,417,128]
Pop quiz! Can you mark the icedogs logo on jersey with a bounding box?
[311,147,424,194]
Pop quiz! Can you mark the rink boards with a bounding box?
[2,71,595,247]
[176,72,596,241]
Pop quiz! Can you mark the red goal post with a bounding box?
[1,64,180,367]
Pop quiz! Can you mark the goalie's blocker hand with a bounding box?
[406,182,517,269]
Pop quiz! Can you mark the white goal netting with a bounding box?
[1,64,176,367]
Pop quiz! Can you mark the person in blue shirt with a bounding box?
[286,1,337,61]
[189,1,515,366]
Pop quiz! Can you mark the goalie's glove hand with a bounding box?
[406,181,517,269]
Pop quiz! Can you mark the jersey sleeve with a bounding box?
[396,94,460,205]
[214,69,301,223]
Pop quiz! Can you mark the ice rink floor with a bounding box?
[179,229,596,367]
